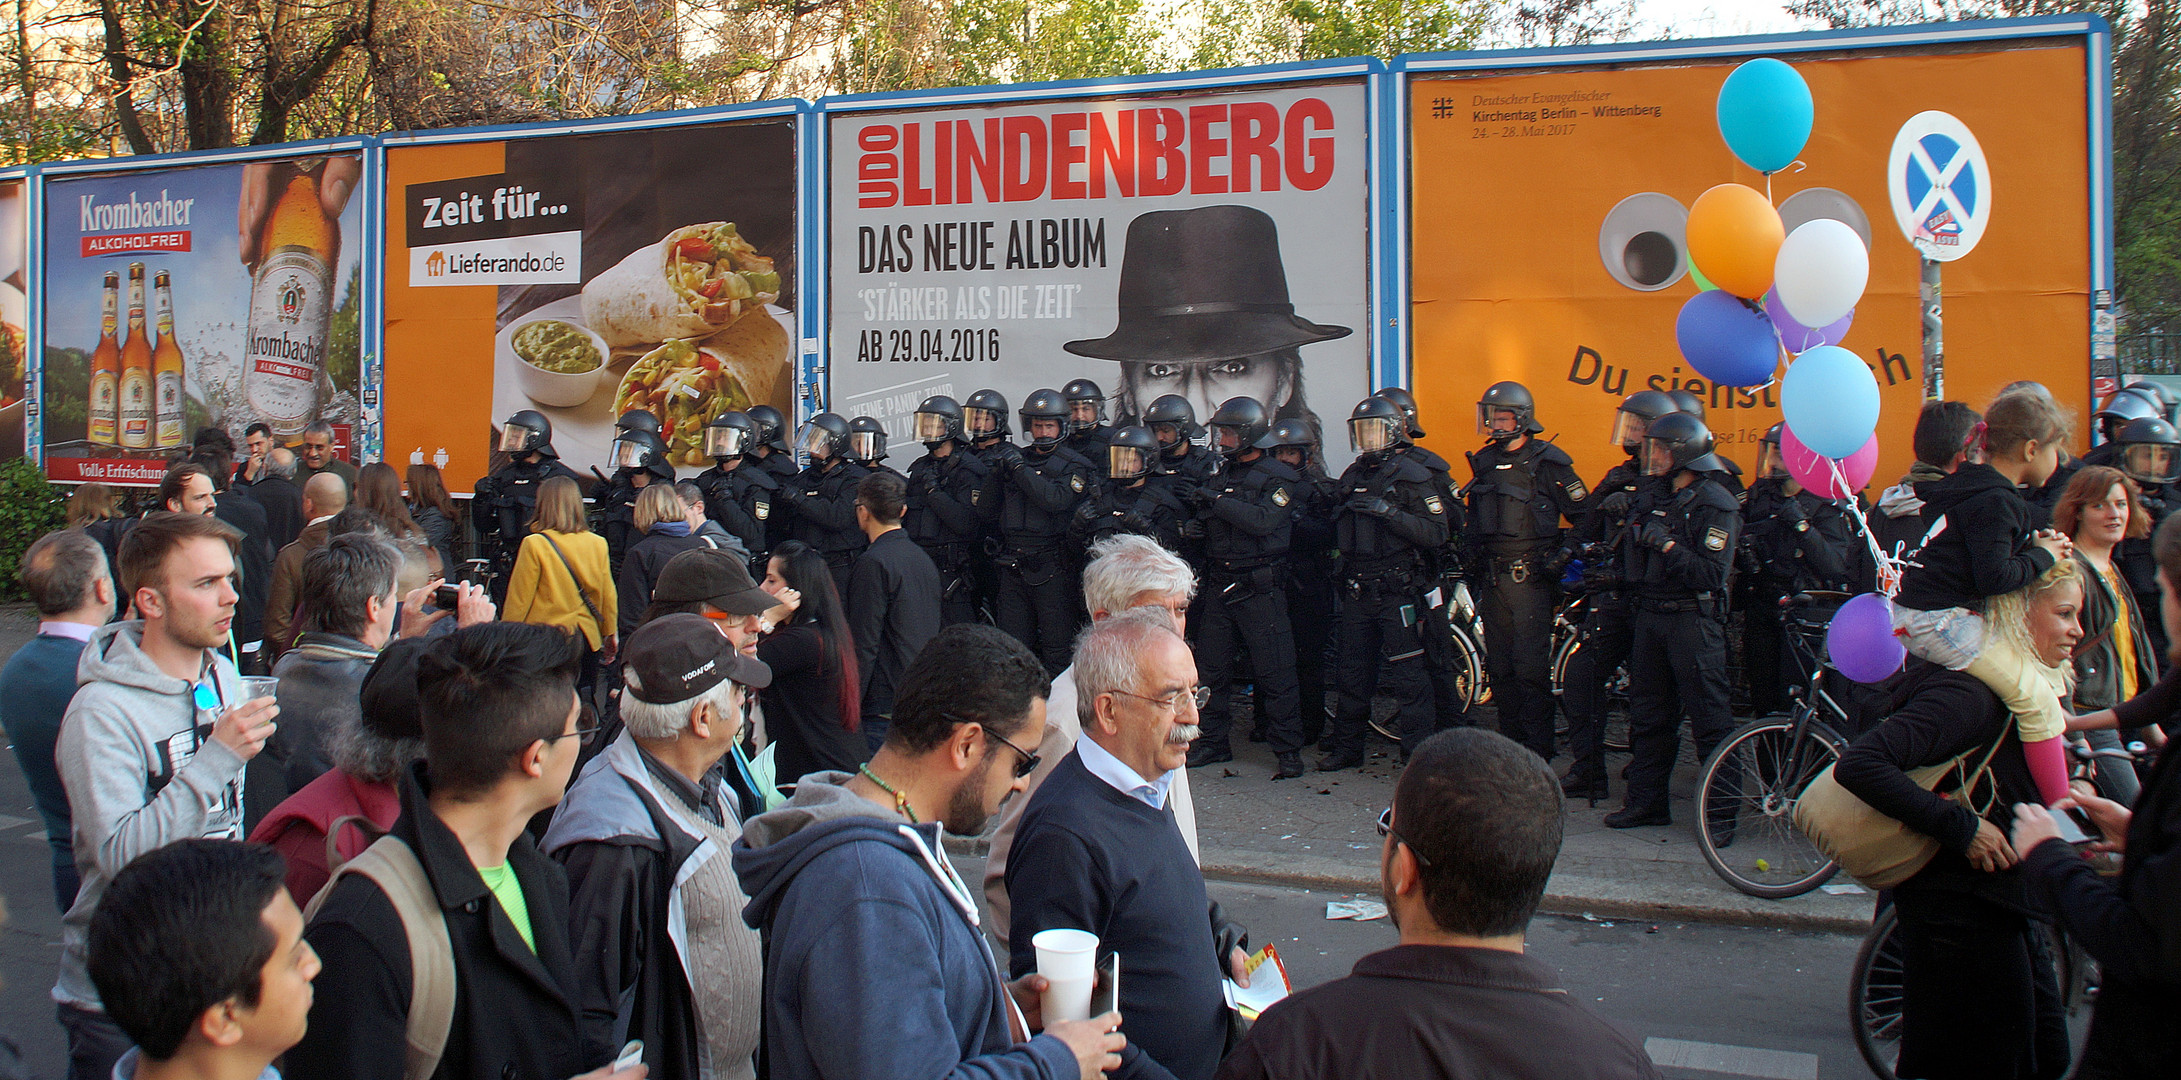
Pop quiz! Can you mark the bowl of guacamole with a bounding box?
[508,317,609,407]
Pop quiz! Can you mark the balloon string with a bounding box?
[1826,454,1902,598]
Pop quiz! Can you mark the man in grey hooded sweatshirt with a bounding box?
[53,511,281,1080]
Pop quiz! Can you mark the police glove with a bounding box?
[1348,496,1393,518]
[998,446,1028,473]
[1186,485,1220,510]
[1118,511,1155,535]
[1597,489,1634,517]
[1636,520,1675,551]
[1179,518,1208,540]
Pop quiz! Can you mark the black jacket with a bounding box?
[904,447,991,552]
[695,461,777,558]
[786,458,871,560]
[996,443,1095,543]
[1217,944,1659,1080]
[1895,463,2056,613]
[1071,476,1191,553]
[2070,553,2160,712]
[1334,452,1449,572]
[1739,478,1857,595]
[292,763,604,1080]
[1199,453,1302,568]
[617,530,710,636]
[240,474,305,550]
[846,529,942,720]
[214,489,274,645]
[1622,476,1738,600]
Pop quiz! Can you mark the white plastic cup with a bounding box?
[1042,976,1093,1024]
[241,676,280,706]
[1032,928,1099,1022]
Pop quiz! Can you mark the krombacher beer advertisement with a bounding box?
[381,114,798,490]
[826,78,1373,466]
[40,153,368,483]
[0,177,25,462]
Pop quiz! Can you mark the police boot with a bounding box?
[1561,770,1609,807]
[1603,804,1671,829]
[1272,752,1305,780]
[1316,747,1365,772]
[1186,743,1234,768]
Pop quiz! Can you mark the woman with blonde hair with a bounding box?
[614,482,708,639]
[504,475,617,697]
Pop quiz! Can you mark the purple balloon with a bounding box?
[1766,286,1853,353]
[1827,592,1905,684]
[1676,289,1780,388]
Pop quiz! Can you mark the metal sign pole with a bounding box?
[1920,256,1943,400]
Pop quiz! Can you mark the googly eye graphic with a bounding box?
[1779,187,1874,250]
[1598,193,1689,291]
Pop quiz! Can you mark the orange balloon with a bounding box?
[1686,183,1784,300]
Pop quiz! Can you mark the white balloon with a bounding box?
[1774,218,1869,330]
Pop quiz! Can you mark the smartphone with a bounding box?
[2054,808,2096,846]
[1090,952,1119,1017]
[613,1040,644,1072]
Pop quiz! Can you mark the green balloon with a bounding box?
[1690,262,1718,292]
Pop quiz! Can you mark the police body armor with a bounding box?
[1067,425,1115,477]
[789,457,872,568]
[595,469,642,564]
[905,449,992,592]
[1337,453,1450,586]
[1739,477,1857,596]
[1573,457,1651,592]
[694,463,778,559]
[1165,443,1219,486]
[1201,455,1303,581]
[1466,439,1583,550]
[998,445,1095,546]
[1073,475,1191,552]
[1625,476,1740,616]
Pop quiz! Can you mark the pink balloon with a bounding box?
[1783,425,1878,498]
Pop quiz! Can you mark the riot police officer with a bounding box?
[745,404,799,481]
[1144,394,1218,484]
[1558,389,1675,802]
[1376,386,1472,729]
[1321,398,1449,769]
[1738,423,1861,718]
[1263,419,1338,746]
[964,388,1014,616]
[596,411,668,569]
[784,413,871,596]
[903,395,992,625]
[474,409,582,597]
[847,415,904,481]
[1063,378,1116,475]
[2084,388,2164,468]
[1606,412,1741,834]
[1463,381,1587,763]
[1070,425,1190,552]
[1186,397,1310,779]
[2116,414,2180,658]
[693,411,776,560]
[993,389,1095,672]
[1665,389,1745,493]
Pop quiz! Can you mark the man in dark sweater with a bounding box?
[1219,729,1658,1080]
[1009,607,1250,1080]
[847,471,942,749]
[0,530,114,913]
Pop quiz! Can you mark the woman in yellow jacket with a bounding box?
[503,475,619,697]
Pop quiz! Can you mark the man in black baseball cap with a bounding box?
[643,548,779,649]
[544,613,772,1080]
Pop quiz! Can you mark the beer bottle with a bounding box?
[119,262,152,450]
[153,269,185,449]
[243,158,337,438]
[88,270,119,446]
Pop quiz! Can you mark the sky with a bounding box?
[1618,0,1819,42]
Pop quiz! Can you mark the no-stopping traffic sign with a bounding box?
[1888,110,1991,261]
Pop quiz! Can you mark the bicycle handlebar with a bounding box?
[1782,589,1854,610]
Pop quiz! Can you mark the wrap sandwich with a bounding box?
[582,222,781,349]
[615,311,790,466]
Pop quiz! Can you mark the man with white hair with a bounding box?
[984,532,1199,940]
[544,613,773,1080]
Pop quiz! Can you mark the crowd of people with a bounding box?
[6,373,2181,1079]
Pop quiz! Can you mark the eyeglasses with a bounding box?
[1111,685,1212,713]
[544,703,605,746]
[941,711,1042,779]
[1377,807,1432,867]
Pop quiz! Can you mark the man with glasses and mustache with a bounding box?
[1008,607,1254,1080]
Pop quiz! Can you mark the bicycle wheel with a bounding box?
[1371,619,1487,743]
[1851,906,1904,1080]
[1696,714,1842,898]
[1551,633,1631,750]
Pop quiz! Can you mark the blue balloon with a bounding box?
[1780,345,1880,458]
[1717,58,1814,174]
[1675,290,1779,388]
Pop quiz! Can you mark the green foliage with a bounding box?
[947,0,1163,85]
[0,458,70,602]
[326,264,361,392]
[1279,0,1493,60]
[42,348,88,444]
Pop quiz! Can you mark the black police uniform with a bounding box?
[693,460,777,565]
[1738,477,1860,716]
[1326,452,1450,760]
[1464,437,1587,761]
[1164,442,1219,486]
[1558,452,1650,796]
[1618,472,1741,825]
[993,441,1095,673]
[1070,464,1191,552]
[1067,424,1116,478]
[1191,453,1310,760]
[1283,465,1340,745]
[785,456,871,597]
[1396,441,1472,728]
[2119,482,2175,661]
[595,469,643,571]
[968,438,1015,619]
[904,446,993,626]
[474,453,582,599]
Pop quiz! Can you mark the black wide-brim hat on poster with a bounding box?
[1063,204,1352,365]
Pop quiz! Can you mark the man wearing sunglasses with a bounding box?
[1008,607,1252,1080]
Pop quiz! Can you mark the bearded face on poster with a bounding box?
[1065,205,1347,433]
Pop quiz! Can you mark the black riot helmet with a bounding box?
[745,405,790,452]
[1061,378,1107,434]
[1757,422,1788,480]
[2095,388,2163,442]
[1478,381,1542,440]
[610,428,673,480]
[799,413,850,461]
[1107,425,1159,480]
[1019,388,1071,448]
[615,410,662,438]
[913,395,966,446]
[1209,397,1270,460]
[1348,396,1409,458]
[1266,418,1317,468]
[847,415,889,464]
[1610,389,1678,450]
[964,389,1011,440]
[2118,416,2181,485]
[1142,394,1203,450]
[1374,386,1426,438]
[1666,388,1707,420]
[2129,381,2181,424]
[706,411,756,461]
[1642,411,1723,477]
[498,409,553,456]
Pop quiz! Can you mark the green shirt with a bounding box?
[476,862,535,953]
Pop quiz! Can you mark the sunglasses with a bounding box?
[1377,806,1432,867]
[942,711,1042,779]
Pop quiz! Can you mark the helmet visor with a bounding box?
[1642,437,1678,477]
[1479,404,1523,437]
[1213,425,1245,453]
[965,408,999,437]
[1609,410,1650,449]
[1109,444,1147,479]
[798,423,834,459]
[2126,443,2179,485]
[1070,399,1103,429]
[609,438,650,471]
[1756,442,1787,480]
[1349,416,1398,454]
[914,411,954,443]
[1152,422,1184,450]
[499,423,538,453]
[705,425,750,459]
[848,430,885,462]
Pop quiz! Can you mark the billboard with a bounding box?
[825,70,1376,467]
[39,150,369,483]
[1403,29,2101,490]
[381,110,801,491]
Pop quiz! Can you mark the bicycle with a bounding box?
[1694,590,1854,898]
[1551,588,1634,753]
[1369,573,1489,743]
